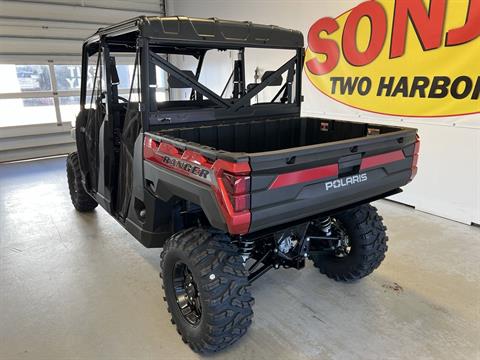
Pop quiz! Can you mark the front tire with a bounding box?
[66,152,98,212]
[160,228,254,353]
[310,204,388,282]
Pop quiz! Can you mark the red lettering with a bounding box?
[446,0,480,46]
[390,0,446,58]
[342,1,387,66]
[306,18,340,75]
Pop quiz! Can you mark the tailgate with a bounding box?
[248,128,419,232]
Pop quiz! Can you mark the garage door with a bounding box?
[0,0,166,162]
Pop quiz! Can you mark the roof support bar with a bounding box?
[149,51,230,108]
[190,52,205,100]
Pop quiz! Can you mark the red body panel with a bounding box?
[268,164,339,189]
[360,150,405,170]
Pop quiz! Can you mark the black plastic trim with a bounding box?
[85,16,304,50]
[143,160,227,232]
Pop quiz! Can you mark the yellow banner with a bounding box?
[305,0,480,117]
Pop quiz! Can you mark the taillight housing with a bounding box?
[221,172,251,212]
[410,134,420,180]
[212,160,251,234]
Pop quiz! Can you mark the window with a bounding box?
[0,98,56,127]
[163,52,236,101]
[151,48,298,108]
[54,65,83,91]
[0,64,56,127]
[244,48,297,105]
[116,65,135,90]
[54,64,99,92]
[59,96,80,125]
[0,65,52,94]
[0,57,168,128]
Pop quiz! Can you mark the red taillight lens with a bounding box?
[221,172,251,212]
[212,160,251,234]
[229,193,251,212]
[222,172,250,195]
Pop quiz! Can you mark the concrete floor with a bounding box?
[0,156,479,360]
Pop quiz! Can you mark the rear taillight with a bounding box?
[213,160,251,234]
[410,135,420,180]
[221,172,251,212]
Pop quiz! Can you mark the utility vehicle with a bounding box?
[67,16,420,353]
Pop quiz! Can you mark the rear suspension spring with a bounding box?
[318,216,333,236]
[235,236,255,259]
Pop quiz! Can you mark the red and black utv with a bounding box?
[67,16,420,353]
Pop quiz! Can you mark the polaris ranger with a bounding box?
[67,16,420,353]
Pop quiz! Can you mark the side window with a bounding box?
[0,64,56,127]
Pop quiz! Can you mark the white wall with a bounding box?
[167,0,480,225]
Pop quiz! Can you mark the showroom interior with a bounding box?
[0,0,478,359]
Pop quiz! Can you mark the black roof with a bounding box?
[86,16,304,49]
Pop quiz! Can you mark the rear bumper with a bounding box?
[145,158,412,235]
[250,167,411,232]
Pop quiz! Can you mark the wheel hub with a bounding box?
[334,233,351,257]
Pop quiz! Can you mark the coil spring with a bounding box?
[318,216,332,236]
[235,236,255,258]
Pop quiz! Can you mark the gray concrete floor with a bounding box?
[0,156,479,360]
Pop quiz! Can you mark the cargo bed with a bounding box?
[154,117,401,154]
[146,117,418,233]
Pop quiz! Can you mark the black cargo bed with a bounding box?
[155,117,402,154]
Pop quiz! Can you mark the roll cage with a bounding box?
[79,16,304,132]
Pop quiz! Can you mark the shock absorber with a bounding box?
[235,236,255,261]
[318,216,332,236]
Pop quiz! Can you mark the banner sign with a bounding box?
[305,0,480,117]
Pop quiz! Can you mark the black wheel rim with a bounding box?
[172,261,202,326]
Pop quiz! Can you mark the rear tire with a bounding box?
[66,152,98,212]
[160,228,254,353]
[310,204,388,282]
